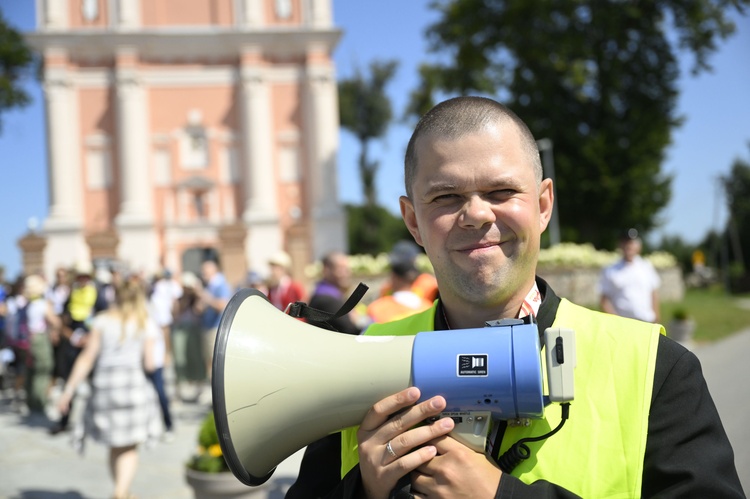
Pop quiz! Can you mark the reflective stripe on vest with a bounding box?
[340,299,662,498]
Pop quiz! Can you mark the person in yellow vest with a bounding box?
[289,97,743,497]
[367,261,434,324]
[49,260,106,435]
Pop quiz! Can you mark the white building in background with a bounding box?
[21,0,347,286]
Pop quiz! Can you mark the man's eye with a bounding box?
[432,193,458,202]
[490,189,516,198]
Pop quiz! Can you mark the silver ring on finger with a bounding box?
[385,440,397,459]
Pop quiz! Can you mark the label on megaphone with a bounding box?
[412,322,544,419]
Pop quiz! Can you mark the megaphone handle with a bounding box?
[441,411,492,453]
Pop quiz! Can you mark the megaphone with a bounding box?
[212,288,575,487]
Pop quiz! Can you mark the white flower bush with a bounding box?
[537,243,676,269]
[538,243,619,268]
[305,244,676,278]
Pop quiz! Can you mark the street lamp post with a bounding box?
[536,138,561,246]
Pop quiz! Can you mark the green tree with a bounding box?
[409,0,747,248]
[339,60,398,208]
[655,234,696,274]
[345,204,413,256]
[339,60,400,255]
[721,146,750,277]
[0,9,33,133]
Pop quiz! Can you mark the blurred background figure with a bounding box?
[148,268,182,366]
[94,266,116,310]
[266,251,306,311]
[145,316,174,442]
[367,260,434,324]
[18,274,59,415]
[308,251,362,334]
[56,279,161,499]
[48,266,71,317]
[49,260,106,435]
[5,274,28,413]
[599,228,661,323]
[171,271,205,402]
[47,266,71,391]
[199,260,231,388]
[378,240,438,303]
[242,269,267,295]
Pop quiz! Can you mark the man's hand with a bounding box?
[410,434,502,498]
[356,387,455,499]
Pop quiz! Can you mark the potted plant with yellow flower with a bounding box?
[185,411,256,498]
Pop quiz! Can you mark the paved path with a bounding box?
[1,330,748,498]
[0,375,304,499]
[691,327,750,493]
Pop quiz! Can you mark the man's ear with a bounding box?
[399,195,424,246]
[539,178,554,232]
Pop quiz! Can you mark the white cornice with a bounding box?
[67,65,304,88]
[25,28,342,60]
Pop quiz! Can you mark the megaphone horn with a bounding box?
[212,288,414,486]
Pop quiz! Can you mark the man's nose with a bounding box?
[458,195,495,229]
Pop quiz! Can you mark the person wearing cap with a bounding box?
[243,269,268,295]
[599,228,661,323]
[367,260,434,324]
[266,251,306,311]
[378,240,439,303]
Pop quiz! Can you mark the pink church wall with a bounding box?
[141,0,235,27]
[79,86,119,234]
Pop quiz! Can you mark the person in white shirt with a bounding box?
[148,269,183,365]
[599,228,661,323]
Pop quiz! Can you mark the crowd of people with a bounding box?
[0,256,303,498]
[0,245,437,425]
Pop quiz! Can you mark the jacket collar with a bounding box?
[434,276,561,341]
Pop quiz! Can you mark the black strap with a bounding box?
[286,282,369,329]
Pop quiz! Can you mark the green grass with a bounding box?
[660,287,750,343]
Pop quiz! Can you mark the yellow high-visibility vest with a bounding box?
[341,299,663,498]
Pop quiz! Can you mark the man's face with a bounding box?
[201,262,216,283]
[621,239,641,262]
[268,264,286,285]
[326,254,352,290]
[400,123,553,309]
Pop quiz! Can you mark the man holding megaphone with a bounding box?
[282,97,743,498]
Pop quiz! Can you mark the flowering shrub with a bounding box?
[186,412,230,473]
[305,244,676,278]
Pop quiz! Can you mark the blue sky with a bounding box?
[0,0,748,279]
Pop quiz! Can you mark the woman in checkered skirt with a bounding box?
[57,277,162,499]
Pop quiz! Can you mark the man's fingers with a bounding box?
[387,415,454,463]
[387,443,438,475]
[360,386,421,431]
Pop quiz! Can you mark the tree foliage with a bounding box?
[721,146,750,275]
[0,9,33,133]
[409,0,748,249]
[339,60,398,208]
[339,61,401,253]
[345,204,413,256]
